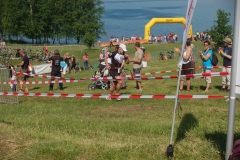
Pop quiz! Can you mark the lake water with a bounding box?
[12,0,235,44]
[100,0,235,42]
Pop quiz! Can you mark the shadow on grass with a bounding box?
[170,84,222,92]
[0,119,13,125]
[29,87,40,91]
[214,85,224,90]
[205,132,240,160]
[170,85,196,91]
[175,113,198,143]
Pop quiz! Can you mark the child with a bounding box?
[93,71,101,78]
[8,64,16,92]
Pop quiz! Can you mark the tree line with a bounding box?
[0,0,106,47]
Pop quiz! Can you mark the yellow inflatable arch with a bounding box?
[144,17,193,41]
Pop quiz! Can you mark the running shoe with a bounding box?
[106,96,111,100]
[116,97,122,101]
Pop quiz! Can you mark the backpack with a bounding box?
[210,49,218,66]
[228,140,240,160]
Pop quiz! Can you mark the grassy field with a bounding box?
[0,42,239,160]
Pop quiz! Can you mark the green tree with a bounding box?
[0,0,106,45]
[22,0,52,44]
[209,9,232,46]
[2,0,25,41]
[59,0,76,44]
[83,31,97,49]
[0,0,4,37]
[52,0,85,44]
[35,0,55,43]
[73,0,106,45]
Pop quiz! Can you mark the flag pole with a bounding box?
[225,0,240,159]
[167,0,197,158]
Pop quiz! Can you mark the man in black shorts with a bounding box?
[17,50,29,92]
[48,49,64,91]
[105,44,128,100]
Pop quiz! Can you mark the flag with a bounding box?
[178,0,198,68]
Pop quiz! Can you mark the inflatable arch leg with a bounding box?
[144,17,193,41]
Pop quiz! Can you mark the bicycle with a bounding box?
[159,52,165,60]
[0,52,12,68]
[167,51,175,59]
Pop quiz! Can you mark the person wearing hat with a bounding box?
[101,47,109,62]
[128,42,144,91]
[17,50,29,92]
[99,47,110,72]
[105,43,128,100]
[48,49,64,91]
[140,46,146,55]
[218,37,232,92]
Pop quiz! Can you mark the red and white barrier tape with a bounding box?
[0,92,229,99]
[82,71,229,81]
[122,66,225,78]
[76,72,229,81]
[18,65,226,80]
[1,72,229,85]
[0,79,86,85]
[17,72,70,80]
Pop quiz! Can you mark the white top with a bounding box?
[101,58,111,65]
[182,51,191,64]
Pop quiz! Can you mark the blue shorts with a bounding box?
[133,68,141,79]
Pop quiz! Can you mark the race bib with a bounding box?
[114,53,124,64]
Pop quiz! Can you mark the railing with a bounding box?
[99,39,148,47]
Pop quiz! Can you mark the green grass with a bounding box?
[0,42,239,160]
